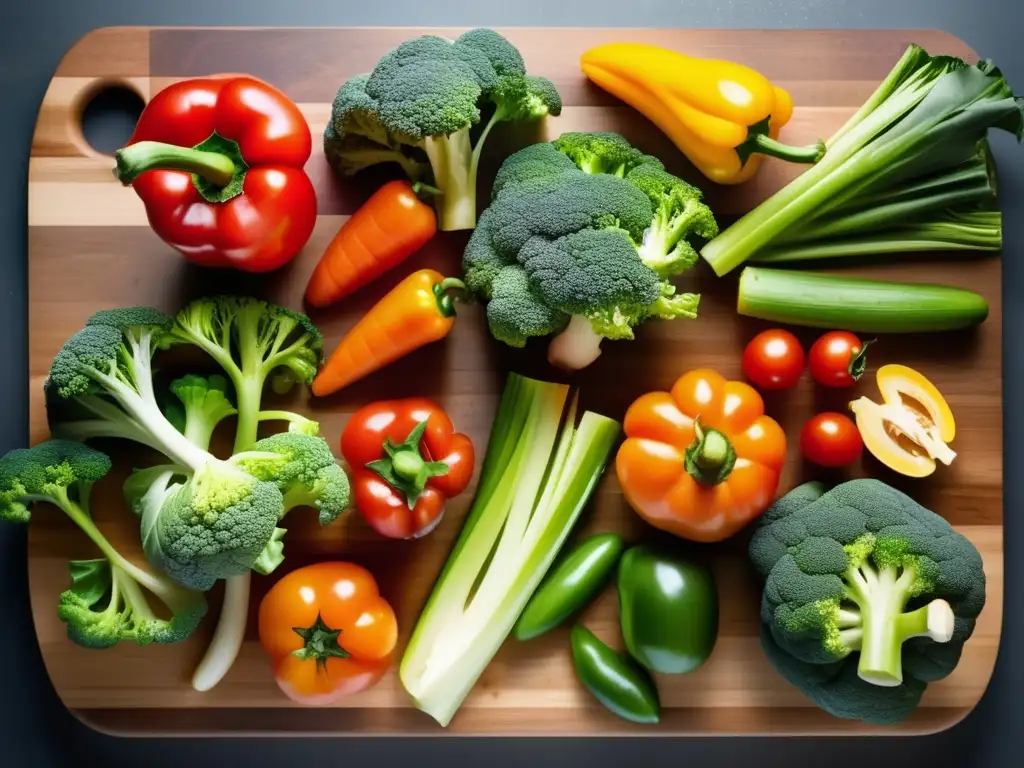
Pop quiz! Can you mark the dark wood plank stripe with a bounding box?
[74,705,969,737]
[149,28,973,105]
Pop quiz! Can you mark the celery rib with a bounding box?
[399,373,620,727]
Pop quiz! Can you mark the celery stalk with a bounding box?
[399,373,620,727]
[700,46,1022,276]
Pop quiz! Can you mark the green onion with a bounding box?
[399,373,620,727]
[754,210,1002,263]
[701,46,1023,276]
[736,266,989,333]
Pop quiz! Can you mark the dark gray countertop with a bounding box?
[2,1,1019,765]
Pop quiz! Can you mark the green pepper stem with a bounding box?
[749,133,826,164]
[684,421,738,485]
[412,181,443,198]
[694,430,729,474]
[114,140,236,187]
[434,278,468,318]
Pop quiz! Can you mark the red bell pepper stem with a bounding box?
[114,140,236,187]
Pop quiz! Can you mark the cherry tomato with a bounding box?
[800,413,863,468]
[742,329,805,391]
[809,331,874,388]
[258,562,398,705]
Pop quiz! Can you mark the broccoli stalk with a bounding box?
[423,130,477,232]
[840,535,955,687]
[0,441,207,647]
[547,315,605,370]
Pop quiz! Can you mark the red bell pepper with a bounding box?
[114,75,317,273]
[341,398,475,540]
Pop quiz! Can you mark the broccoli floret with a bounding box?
[323,75,427,180]
[490,142,577,198]
[462,131,714,370]
[138,461,285,591]
[47,309,215,471]
[231,432,352,527]
[228,432,351,574]
[167,296,323,454]
[552,131,648,177]
[484,263,569,347]
[162,374,237,452]
[749,479,986,722]
[324,28,562,231]
[0,440,207,648]
[625,162,720,277]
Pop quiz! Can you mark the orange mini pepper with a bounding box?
[615,369,787,542]
[312,269,465,397]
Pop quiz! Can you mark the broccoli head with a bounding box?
[463,131,715,370]
[0,440,207,648]
[137,460,285,591]
[228,431,351,574]
[324,28,562,231]
[231,432,352,527]
[749,479,986,722]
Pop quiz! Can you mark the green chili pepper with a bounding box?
[618,545,719,674]
[515,533,625,641]
[570,624,660,725]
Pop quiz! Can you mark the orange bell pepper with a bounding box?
[615,369,787,542]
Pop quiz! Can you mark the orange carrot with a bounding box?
[312,269,465,396]
[304,180,437,308]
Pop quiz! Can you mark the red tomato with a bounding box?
[800,413,863,467]
[809,331,873,388]
[341,398,474,540]
[742,329,805,390]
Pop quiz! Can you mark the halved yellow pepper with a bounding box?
[849,364,956,478]
[580,42,825,185]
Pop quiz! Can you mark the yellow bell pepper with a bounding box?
[849,364,957,478]
[580,42,825,185]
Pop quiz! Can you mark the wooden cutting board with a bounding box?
[26,27,1002,737]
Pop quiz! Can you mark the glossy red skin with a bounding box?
[800,412,863,467]
[126,75,317,273]
[809,331,864,388]
[742,328,805,391]
[341,398,475,540]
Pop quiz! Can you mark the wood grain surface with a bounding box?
[26,27,1001,737]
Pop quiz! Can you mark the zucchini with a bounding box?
[736,267,989,333]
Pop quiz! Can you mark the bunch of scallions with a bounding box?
[700,45,1024,276]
